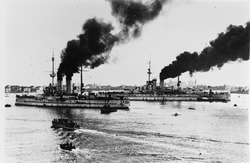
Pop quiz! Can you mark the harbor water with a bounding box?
[4,93,249,162]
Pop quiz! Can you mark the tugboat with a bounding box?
[51,118,80,131]
[101,93,118,114]
[60,142,75,151]
[197,90,230,102]
[101,104,117,114]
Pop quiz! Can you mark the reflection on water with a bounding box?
[4,94,249,162]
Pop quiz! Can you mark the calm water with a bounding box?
[4,93,249,163]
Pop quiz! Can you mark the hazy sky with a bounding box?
[3,0,250,87]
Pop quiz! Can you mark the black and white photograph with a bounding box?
[2,0,250,162]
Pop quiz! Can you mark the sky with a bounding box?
[3,0,250,87]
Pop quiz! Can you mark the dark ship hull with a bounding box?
[100,105,117,114]
[126,94,198,101]
[15,95,130,109]
[125,92,230,102]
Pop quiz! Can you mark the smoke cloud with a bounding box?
[57,18,118,80]
[160,22,250,81]
[109,0,168,39]
[57,0,169,80]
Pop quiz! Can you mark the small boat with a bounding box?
[60,142,75,151]
[51,118,80,131]
[63,122,80,131]
[172,113,180,117]
[197,91,230,102]
[5,104,11,107]
[101,93,118,114]
[51,118,68,128]
[101,104,117,114]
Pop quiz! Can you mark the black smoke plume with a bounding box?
[57,18,118,80]
[57,0,169,80]
[109,0,168,39]
[78,18,118,68]
[160,22,250,81]
[57,40,81,80]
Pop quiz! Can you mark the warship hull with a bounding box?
[125,93,230,102]
[127,94,198,101]
[15,96,130,109]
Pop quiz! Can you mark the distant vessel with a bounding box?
[230,90,249,94]
[197,93,230,102]
[5,104,11,107]
[126,93,198,101]
[15,56,130,109]
[124,62,230,102]
[125,91,230,102]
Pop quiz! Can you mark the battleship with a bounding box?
[15,56,130,109]
[125,84,231,102]
[123,61,231,102]
[15,93,130,109]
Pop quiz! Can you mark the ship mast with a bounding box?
[147,61,152,91]
[50,51,56,87]
[147,61,151,84]
[80,65,83,94]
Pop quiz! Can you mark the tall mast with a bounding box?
[147,61,151,83]
[50,50,56,86]
[147,60,152,91]
[80,65,83,94]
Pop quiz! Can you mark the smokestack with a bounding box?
[177,76,181,90]
[66,79,71,94]
[57,79,62,94]
[152,79,157,90]
[160,80,164,90]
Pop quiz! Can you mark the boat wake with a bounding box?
[57,142,93,162]
[72,148,92,159]
[74,128,109,136]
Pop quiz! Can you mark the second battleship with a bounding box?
[123,61,230,102]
